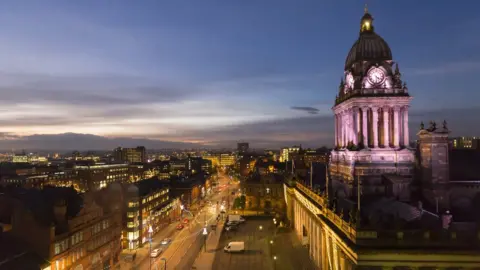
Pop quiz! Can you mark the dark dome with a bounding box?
[345,10,392,70]
[345,32,392,70]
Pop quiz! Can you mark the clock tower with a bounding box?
[329,6,415,200]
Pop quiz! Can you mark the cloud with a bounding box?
[290,106,320,115]
[0,106,480,150]
[0,72,197,106]
[408,61,480,76]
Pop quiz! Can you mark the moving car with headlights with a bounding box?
[150,248,163,258]
[161,238,171,245]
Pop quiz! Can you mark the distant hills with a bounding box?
[0,133,200,151]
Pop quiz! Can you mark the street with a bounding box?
[122,172,238,270]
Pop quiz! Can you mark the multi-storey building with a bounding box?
[237,142,249,153]
[128,163,158,183]
[242,172,285,213]
[303,149,329,166]
[113,146,147,163]
[1,171,82,191]
[169,173,208,209]
[3,186,123,270]
[122,178,179,250]
[219,153,235,167]
[451,136,480,150]
[280,146,300,162]
[202,154,220,167]
[75,163,129,190]
[237,156,257,177]
[201,158,212,173]
[169,158,186,172]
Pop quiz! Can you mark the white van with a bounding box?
[224,241,245,253]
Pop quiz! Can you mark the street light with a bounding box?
[273,256,278,270]
[161,258,167,270]
[148,225,154,270]
[202,227,208,252]
[259,225,263,231]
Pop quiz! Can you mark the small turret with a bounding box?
[394,63,403,88]
[338,77,345,97]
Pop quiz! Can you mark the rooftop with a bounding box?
[0,232,48,270]
[134,177,169,197]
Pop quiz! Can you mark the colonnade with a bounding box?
[335,105,409,148]
[293,194,354,269]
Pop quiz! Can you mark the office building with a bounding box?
[113,146,147,164]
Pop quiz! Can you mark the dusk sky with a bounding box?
[0,0,479,149]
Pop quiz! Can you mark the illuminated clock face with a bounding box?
[346,73,354,89]
[367,67,386,85]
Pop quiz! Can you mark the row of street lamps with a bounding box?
[146,173,226,270]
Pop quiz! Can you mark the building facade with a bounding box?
[242,173,285,213]
[113,146,147,164]
[237,142,249,153]
[219,154,235,167]
[1,171,81,191]
[280,146,300,162]
[285,7,480,269]
[75,164,129,190]
[6,186,123,270]
[122,178,178,250]
[451,137,480,150]
[329,8,414,200]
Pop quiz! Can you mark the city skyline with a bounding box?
[1,1,480,149]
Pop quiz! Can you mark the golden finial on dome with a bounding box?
[364,4,368,14]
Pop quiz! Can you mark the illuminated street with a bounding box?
[122,172,238,270]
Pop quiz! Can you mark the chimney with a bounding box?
[53,199,67,224]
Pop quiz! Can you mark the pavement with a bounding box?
[270,228,318,270]
[191,219,225,270]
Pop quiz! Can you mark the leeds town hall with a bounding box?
[285,7,480,270]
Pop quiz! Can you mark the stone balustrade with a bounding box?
[292,181,480,248]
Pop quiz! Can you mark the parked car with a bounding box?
[176,224,184,230]
[183,218,189,224]
[150,248,163,258]
[227,221,241,226]
[225,225,238,232]
[161,238,171,245]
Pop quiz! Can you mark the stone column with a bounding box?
[362,107,368,147]
[403,106,409,147]
[340,112,345,147]
[372,107,379,148]
[334,114,338,147]
[343,112,348,147]
[393,107,400,148]
[355,108,360,145]
[337,113,341,147]
[383,107,390,147]
[348,110,353,144]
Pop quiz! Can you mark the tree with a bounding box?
[233,197,242,209]
[239,195,246,210]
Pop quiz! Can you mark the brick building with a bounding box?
[1,185,123,270]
